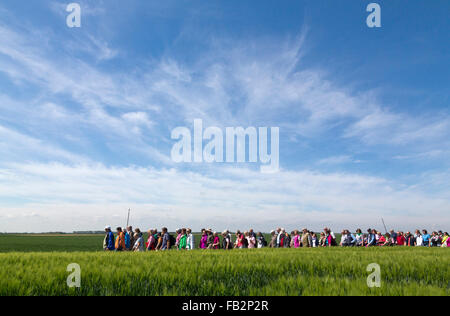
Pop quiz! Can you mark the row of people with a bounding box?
[103,226,450,251]
[340,229,449,247]
[103,226,178,251]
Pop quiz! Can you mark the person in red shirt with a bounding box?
[396,231,406,246]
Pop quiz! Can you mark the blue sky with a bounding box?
[0,0,449,232]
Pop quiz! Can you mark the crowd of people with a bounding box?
[102,226,450,251]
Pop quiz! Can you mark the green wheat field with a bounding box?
[0,234,448,296]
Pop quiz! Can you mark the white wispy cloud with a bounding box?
[317,155,361,165]
[0,3,448,233]
[0,162,448,232]
[0,20,169,163]
[121,112,153,128]
[344,108,450,146]
[0,124,89,164]
[1,15,447,155]
[393,149,449,160]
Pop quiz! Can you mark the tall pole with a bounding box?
[126,208,131,228]
[381,218,388,234]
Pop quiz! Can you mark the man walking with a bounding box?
[276,228,282,247]
[269,230,277,248]
[161,227,171,250]
[103,226,115,251]
[126,226,135,251]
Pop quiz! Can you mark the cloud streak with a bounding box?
[0,162,448,232]
[0,2,448,232]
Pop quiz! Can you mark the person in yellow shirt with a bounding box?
[442,233,449,248]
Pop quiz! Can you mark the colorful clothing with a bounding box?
[293,235,301,248]
[442,236,448,247]
[200,235,208,249]
[213,236,220,249]
[292,235,300,248]
[422,234,431,246]
[325,234,336,247]
[115,232,126,251]
[236,234,244,248]
[176,233,182,248]
[146,235,156,250]
[178,235,187,250]
[396,235,405,246]
[124,231,131,249]
[103,231,115,250]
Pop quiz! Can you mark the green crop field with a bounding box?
[0,233,275,252]
[0,234,448,296]
[0,234,104,252]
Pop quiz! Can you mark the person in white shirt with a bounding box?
[245,231,256,249]
[415,233,423,246]
[226,230,232,244]
[132,230,145,252]
[340,230,349,246]
[311,232,318,248]
[256,232,266,248]
[186,228,195,250]
[276,228,283,247]
[222,231,231,249]
[355,229,364,247]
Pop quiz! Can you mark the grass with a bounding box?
[0,233,277,252]
[0,234,104,252]
[0,247,448,296]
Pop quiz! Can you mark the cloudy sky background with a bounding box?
[0,0,449,232]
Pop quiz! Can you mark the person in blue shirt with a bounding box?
[103,226,115,251]
[422,230,431,247]
[348,230,356,246]
[161,227,171,250]
[341,230,357,247]
[366,229,375,247]
[124,230,130,250]
[390,230,398,245]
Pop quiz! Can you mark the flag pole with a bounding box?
[381,218,388,234]
[126,208,131,228]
